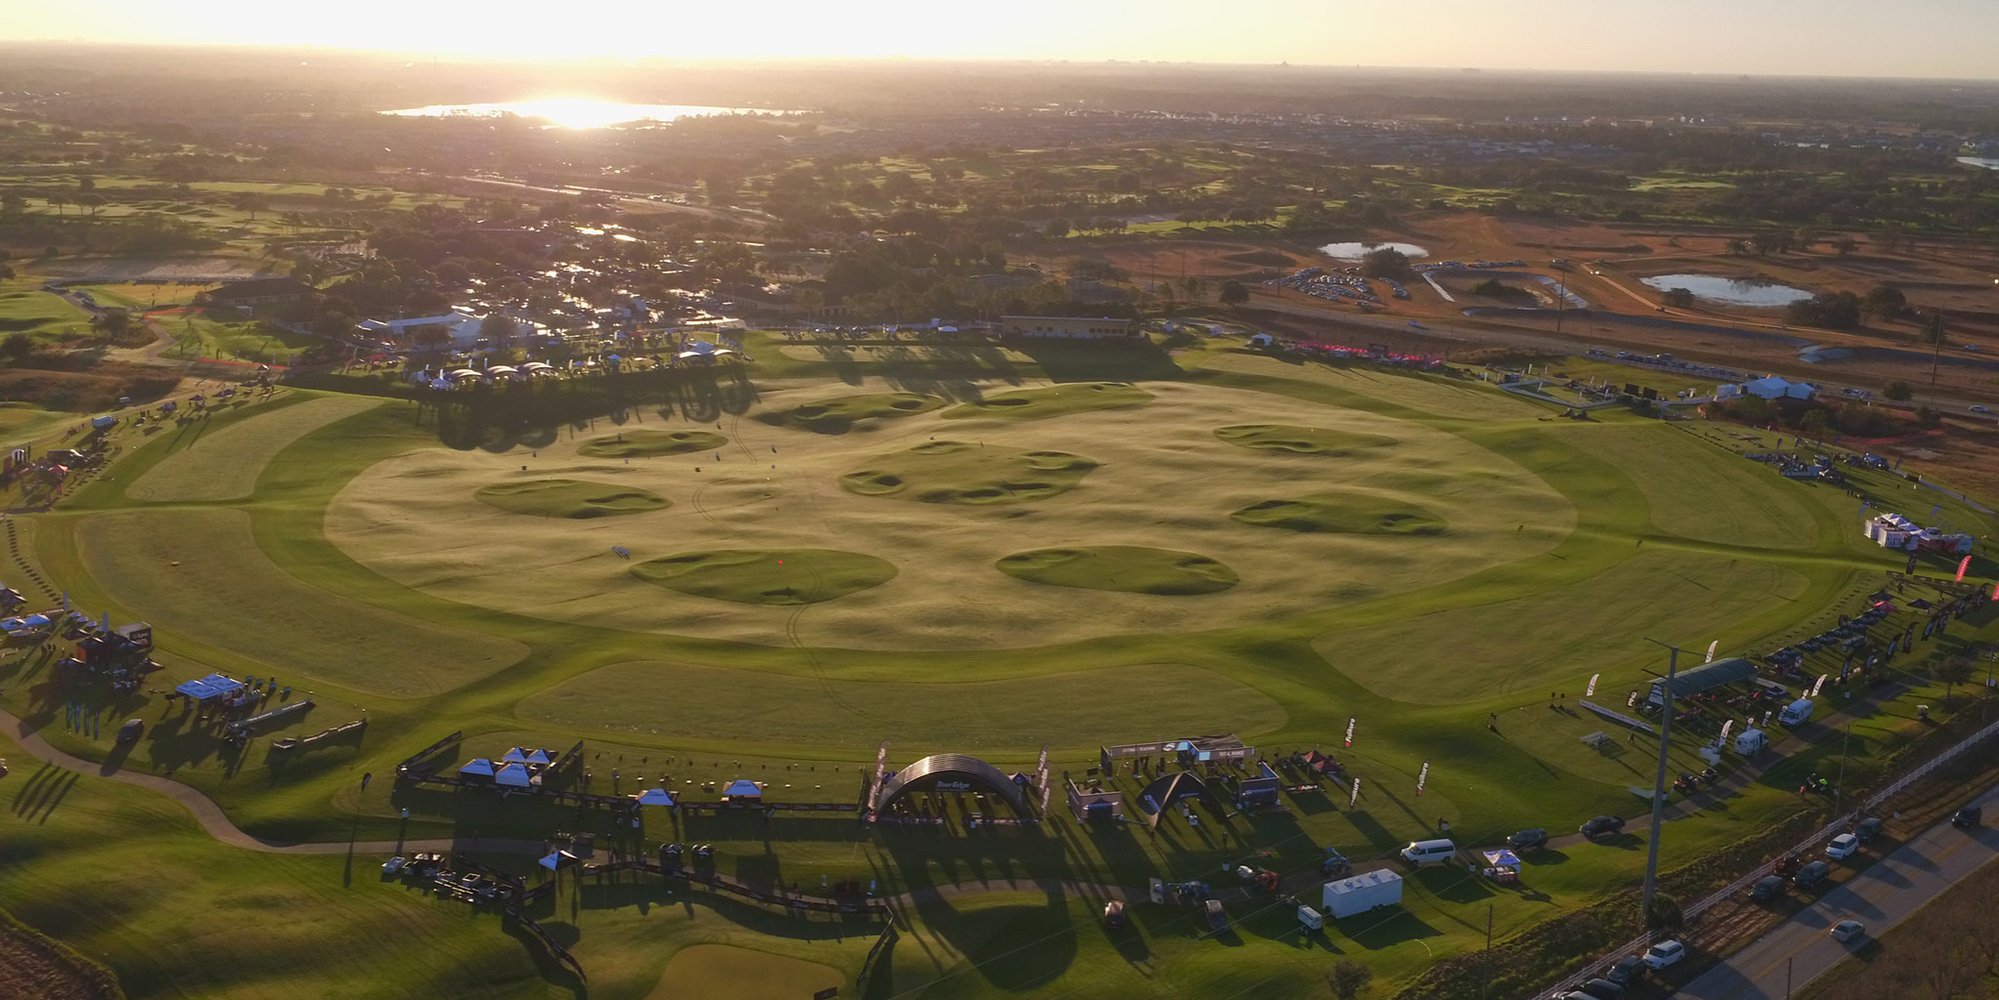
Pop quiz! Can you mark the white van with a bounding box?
[1400,838,1458,866]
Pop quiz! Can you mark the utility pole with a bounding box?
[1554,272,1567,337]
[1640,641,1679,931]
[1833,723,1853,814]
[1927,311,1945,386]
[1481,903,1494,1000]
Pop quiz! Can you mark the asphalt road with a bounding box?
[1674,781,1999,999]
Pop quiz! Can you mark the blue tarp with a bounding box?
[19,613,51,628]
[91,415,117,430]
[175,673,246,701]
[0,618,25,633]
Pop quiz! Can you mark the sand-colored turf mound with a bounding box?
[942,382,1153,420]
[631,548,897,605]
[840,441,1098,504]
[1214,423,1397,456]
[997,546,1238,595]
[755,391,943,433]
[576,429,726,458]
[127,394,381,502]
[474,479,669,519]
[648,945,843,1000]
[1233,494,1447,535]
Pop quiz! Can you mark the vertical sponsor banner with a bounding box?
[1585,673,1600,698]
[1810,674,1828,698]
[870,740,890,811]
[1991,580,1999,601]
[1036,744,1052,813]
[1705,640,1718,663]
[1416,762,1430,796]
[1349,777,1361,809]
[1344,717,1355,749]
[1956,555,1973,583]
[1859,499,1870,515]
[1719,720,1734,747]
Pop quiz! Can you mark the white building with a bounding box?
[1736,375,1818,401]
[358,309,487,349]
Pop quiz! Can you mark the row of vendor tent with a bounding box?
[0,612,55,635]
[459,757,541,788]
[500,746,555,765]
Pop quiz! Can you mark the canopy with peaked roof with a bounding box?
[459,757,496,777]
[525,748,553,765]
[500,747,529,763]
[1482,849,1522,869]
[494,762,533,788]
[637,788,677,807]
[722,779,763,799]
[538,849,579,871]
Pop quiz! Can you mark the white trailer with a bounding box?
[1322,868,1404,919]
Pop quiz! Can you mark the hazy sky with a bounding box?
[7,0,1999,79]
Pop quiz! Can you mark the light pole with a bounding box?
[1640,640,1680,930]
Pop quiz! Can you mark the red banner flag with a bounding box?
[1956,555,1973,583]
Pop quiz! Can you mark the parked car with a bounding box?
[1794,860,1832,889]
[116,719,144,744]
[1508,828,1549,851]
[1749,875,1786,902]
[1578,977,1627,999]
[1952,804,1983,828]
[1580,815,1626,840]
[1830,919,1866,943]
[1853,816,1884,843]
[1605,955,1646,986]
[1971,405,1991,414]
[1825,833,1860,861]
[1642,939,1686,970]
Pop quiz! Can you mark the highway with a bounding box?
[1674,781,1999,999]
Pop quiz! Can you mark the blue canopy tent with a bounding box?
[91,415,118,431]
[636,788,676,808]
[459,758,497,778]
[524,748,553,765]
[538,850,578,871]
[0,617,26,634]
[500,747,529,763]
[175,673,246,702]
[721,779,763,800]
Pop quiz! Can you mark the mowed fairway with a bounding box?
[520,661,1287,751]
[476,478,670,518]
[648,945,843,1000]
[326,379,1572,650]
[126,394,383,502]
[75,508,524,695]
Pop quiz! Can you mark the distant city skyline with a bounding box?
[6,0,1999,81]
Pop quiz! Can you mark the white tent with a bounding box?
[1740,375,1817,400]
[459,758,496,778]
[494,762,534,788]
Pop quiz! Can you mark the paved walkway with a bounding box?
[1,706,539,856]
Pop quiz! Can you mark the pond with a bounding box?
[381,98,789,129]
[1320,241,1429,261]
[1641,273,1813,308]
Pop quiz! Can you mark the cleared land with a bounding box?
[475,479,670,519]
[577,428,728,458]
[996,545,1240,595]
[941,381,1154,420]
[521,660,1287,750]
[754,391,943,433]
[325,379,1571,650]
[75,508,525,696]
[1232,493,1448,535]
[839,441,1098,504]
[630,548,897,605]
[125,394,382,502]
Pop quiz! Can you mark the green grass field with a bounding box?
[157,309,320,365]
[0,276,92,344]
[7,332,1998,1000]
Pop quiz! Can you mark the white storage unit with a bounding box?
[1322,868,1404,918]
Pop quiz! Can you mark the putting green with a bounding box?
[75,508,526,696]
[474,479,670,519]
[1214,423,1397,456]
[942,382,1153,420]
[577,429,727,458]
[840,441,1098,504]
[631,548,897,605]
[1232,494,1448,535]
[522,661,1286,750]
[648,945,843,1000]
[997,546,1239,595]
[755,391,943,433]
[125,395,382,502]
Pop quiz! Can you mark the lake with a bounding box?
[381,98,789,129]
[1641,273,1813,308]
[1320,241,1429,261]
[1956,156,1999,171]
